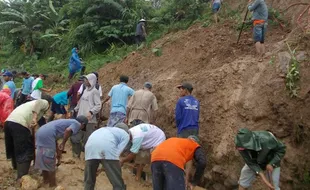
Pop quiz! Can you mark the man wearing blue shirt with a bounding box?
[2,71,16,99]
[175,82,200,138]
[17,72,34,106]
[102,75,134,127]
[84,123,130,190]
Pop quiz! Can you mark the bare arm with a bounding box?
[120,152,136,166]
[102,96,110,104]
[41,87,52,92]
[59,128,73,150]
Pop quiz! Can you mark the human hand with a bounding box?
[259,172,274,189]
[58,143,65,151]
[266,164,274,172]
[187,183,195,190]
[30,120,37,128]
[119,159,124,167]
[87,112,92,121]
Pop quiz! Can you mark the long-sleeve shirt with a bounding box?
[85,127,130,160]
[192,147,207,185]
[238,132,286,174]
[248,0,268,21]
[175,95,200,134]
[67,81,83,106]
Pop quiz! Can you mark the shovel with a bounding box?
[237,9,249,44]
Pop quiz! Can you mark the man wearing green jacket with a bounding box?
[235,128,286,190]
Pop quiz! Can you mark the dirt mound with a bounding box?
[97,19,309,189]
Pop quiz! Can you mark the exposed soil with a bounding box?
[1,0,310,189]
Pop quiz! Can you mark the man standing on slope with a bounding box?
[120,119,166,181]
[102,75,134,127]
[30,74,52,100]
[135,19,147,46]
[248,0,268,62]
[84,123,130,190]
[235,128,286,190]
[175,82,200,138]
[126,82,158,124]
[71,73,101,158]
[151,136,206,190]
[68,47,85,80]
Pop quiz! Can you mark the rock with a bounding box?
[224,173,239,189]
[277,51,291,74]
[212,165,223,174]
[212,183,226,190]
[296,51,307,62]
[21,175,39,190]
[54,186,65,190]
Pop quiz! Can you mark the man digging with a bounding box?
[235,128,286,190]
[35,116,88,187]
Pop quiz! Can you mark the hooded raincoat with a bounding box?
[74,73,101,123]
[235,128,286,174]
[0,89,14,126]
[68,48,82,74]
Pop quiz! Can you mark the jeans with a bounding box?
[151,161,186,190]
[84,159,126,190]
[177,128,199,138]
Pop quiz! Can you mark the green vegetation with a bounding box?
[0,0,209,76]
[285,42,300,97]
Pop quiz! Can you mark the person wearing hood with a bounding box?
[0,89,14,128]
[4,99,51,180]
[84,123,130,190]
[235,128,286,190]
[135,19,147,46]
[77,72,103,100]
[68,47,85,80]
[35,116,88,187]
[71,73,101,158]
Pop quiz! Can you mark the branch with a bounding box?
[297,5,310,32]
[281,3,310,13]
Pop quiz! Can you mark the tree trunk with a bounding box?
[29,34,34,56]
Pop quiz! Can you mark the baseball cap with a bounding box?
[115,123,129,133]
[144,82,152,89]
[3,71,13,77]
[139,19,146,22]
[177,82,193,91]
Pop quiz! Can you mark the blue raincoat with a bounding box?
[68,48,82,74]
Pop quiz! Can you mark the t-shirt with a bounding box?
[6,100,49,130]
[85,127,129,160]
[31,78,44,99]
[175,95,200,134]
[36,119,81,150]
[22,77,34,95]
[3,81,16,98]
[127,89,158,123]
[78,83,103,97]
[53,91,68,105]
[108,83,134,114]
[129,124,166,154]
[151,138,200,170]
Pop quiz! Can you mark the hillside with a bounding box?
[96,18,309,190]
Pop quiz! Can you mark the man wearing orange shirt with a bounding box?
[151,136,206,190]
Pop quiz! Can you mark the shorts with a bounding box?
[253,23,267,43]
[135,149,151,165]
[51,99,67,115]
[212,3,221,13]
[239,164,280,190]
[35,146,56,172]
